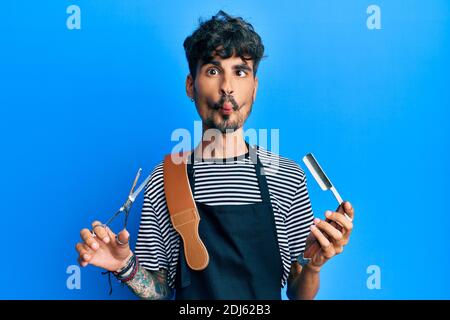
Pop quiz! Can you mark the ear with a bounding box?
[252,76,259,102]
[186,74,194,100]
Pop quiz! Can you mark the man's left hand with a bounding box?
[304,201,354,272]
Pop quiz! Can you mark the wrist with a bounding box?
[116,251,134,273]
[116,254,139,283]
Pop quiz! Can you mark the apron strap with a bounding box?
[248,143,272,204]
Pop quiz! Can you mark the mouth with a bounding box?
[220,102,234,115]
[211,94,239,115]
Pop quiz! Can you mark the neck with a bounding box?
[195,124,248,159]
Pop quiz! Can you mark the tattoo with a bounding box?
[125,263,173,300]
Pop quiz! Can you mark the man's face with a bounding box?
[186,54,258,133]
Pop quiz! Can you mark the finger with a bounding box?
[334,245,344,255]
[104,226,117,243]
[76,242,93,258]
[91,221,111,244]
[325,211,353,235]
[75,242,87,256]
[337,201,354,221]
[324,217,343,233]
[80,228,99,251]
[344,201,354,221]
[313,218,343,243]
[77,256,88,267]
[116,229,130,247]
[310,225,335,258]
[77,254,90,267]
[75,243,93,266]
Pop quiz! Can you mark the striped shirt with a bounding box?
[134,145,315,289]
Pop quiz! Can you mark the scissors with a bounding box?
[91,168,152,241]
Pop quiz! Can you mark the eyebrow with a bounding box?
[205,60,253,72]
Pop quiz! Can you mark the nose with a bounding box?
[219,74,234,96]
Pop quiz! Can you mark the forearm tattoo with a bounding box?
[125,263,173,300]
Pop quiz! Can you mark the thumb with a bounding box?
[336,201,353,222]
[116,229,130,247]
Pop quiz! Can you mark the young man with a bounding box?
[75,10,354,300]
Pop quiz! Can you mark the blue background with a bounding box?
[0,0,449,299]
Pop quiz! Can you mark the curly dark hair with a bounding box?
[183,10,265,80]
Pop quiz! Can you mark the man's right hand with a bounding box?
[76,221,133,272]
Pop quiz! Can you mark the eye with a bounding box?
[207,68,220,76]
[236,70,247,77]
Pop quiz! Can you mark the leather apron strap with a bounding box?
[163,151,209,271]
